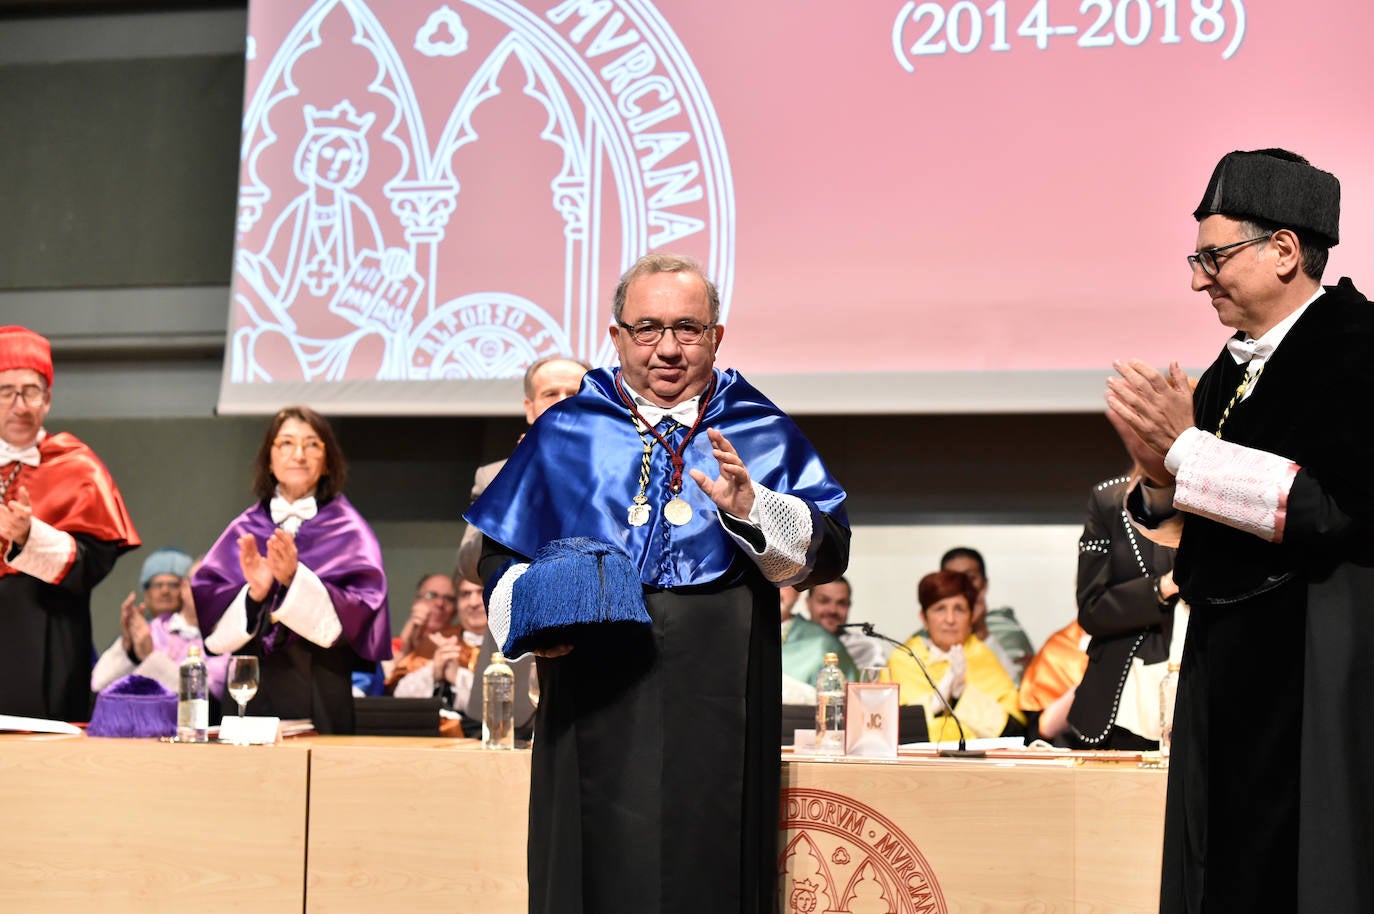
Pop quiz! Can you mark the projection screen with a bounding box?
[218,0,1374,415]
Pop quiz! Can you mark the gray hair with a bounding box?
[612,253,720,324]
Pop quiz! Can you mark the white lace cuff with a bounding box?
[718,480,817,585]
[205,586,254,655]
[1170,428,1299,543]
[488,562,531,657]
[271,563,342,648]
[6,517,76,584]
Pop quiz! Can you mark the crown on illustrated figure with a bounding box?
[304,100,376,137]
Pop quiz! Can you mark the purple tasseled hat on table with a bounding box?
[87,674,178,738]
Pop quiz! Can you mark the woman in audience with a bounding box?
[191,405,390,734]
[886,570,1025,742]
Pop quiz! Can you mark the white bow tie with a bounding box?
[0,443,40,468]
[926,641,964,666]
[633,397,702,430]
[1226,335,1274,365]
[270,495,318,533]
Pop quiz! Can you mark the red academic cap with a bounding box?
[0,326,54,387]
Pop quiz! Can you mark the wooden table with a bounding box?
[0,733,310,914]
[2,735,1166,913]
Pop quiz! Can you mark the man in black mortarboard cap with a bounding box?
[1106,149,1374,914]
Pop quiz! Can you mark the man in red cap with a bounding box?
[0,326,140,722]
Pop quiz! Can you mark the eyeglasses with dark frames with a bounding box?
[1187,233,1273,277]
[616,320,715,346]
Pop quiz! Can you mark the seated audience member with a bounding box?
[807,576,890,669]
[782,583,856,703]
[1017,618,1089,744]
[939,547,1035,683]
[393,575,487,734]
[887,570,1026,742]
[384,572,462,691]
[91,549,229,718]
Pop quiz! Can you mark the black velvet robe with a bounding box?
[1161,278,1374,914]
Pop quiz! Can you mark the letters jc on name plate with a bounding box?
[844,683,900,758]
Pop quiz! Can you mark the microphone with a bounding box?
[854,622,985,758]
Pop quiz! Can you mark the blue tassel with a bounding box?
[506,537,649,656]
[87,674,178,738]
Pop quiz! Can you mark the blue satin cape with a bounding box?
[465,367,848,588]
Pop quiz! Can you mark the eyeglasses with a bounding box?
[272,437,326,456]
[616,320,715,346]
[418,590,457,606]
[1187,233,1272,277]
[0,385,46,407]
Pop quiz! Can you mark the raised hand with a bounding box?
[688,428,754,520]
[0,486,33,548]
[266,528,299,588]
[238,533,275,602]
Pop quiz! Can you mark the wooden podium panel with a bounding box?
[0,734,309,914]
[305,739,531,913]
[780,755,1166,913]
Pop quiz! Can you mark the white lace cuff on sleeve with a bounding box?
[488,562,531,657]
[6,517,76,584]
[719,480,817,586]
[1169,426,1299,543]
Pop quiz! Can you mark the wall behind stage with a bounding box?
[3,4,1131,658]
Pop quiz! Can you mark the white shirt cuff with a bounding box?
[1164,426,1208,476]
[6,517,76,584]
[205,586,254,655]
[270,563,343,648]
[718,480,816,585]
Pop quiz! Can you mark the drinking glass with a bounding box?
[860,667,890,684]
[227,655,260,745]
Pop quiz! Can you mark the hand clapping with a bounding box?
[238,528,299,602]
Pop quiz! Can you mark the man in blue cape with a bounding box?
[466,253,849,914]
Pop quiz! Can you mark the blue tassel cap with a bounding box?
[506,537,650,657]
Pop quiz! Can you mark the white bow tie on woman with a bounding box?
[269,494,318,534]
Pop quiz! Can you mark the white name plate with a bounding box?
[218,715,282,746]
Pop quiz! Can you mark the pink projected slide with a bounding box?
[222,0,1374,414]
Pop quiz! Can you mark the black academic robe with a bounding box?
[1161,278,1374,914]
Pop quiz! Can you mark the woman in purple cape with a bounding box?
[191,406,390,734]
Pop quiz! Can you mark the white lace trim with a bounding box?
[5,517,76,584]
[488,562,530,658]
[1170,427,1299,543]
[719,480,816,585]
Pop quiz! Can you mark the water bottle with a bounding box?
[1159,661,1181,761]
[177,644,209,743]
[815,652,846,756]
[483,651,515,750]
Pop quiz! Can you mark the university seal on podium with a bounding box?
[779,788,947,914]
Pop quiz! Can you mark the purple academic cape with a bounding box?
[192,494,391,661]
